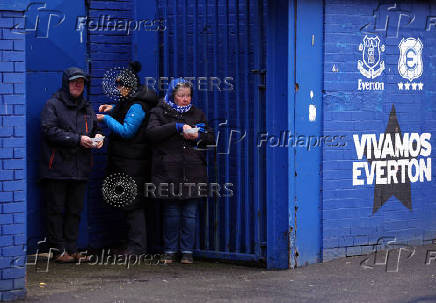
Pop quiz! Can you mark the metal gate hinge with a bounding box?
[251,69,267,90]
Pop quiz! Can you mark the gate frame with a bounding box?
[266,0,324,269]
[293,0,324,266]
[265,0,295,269]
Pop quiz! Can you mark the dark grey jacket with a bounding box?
[40,67,101,180]
[146,101,215,199]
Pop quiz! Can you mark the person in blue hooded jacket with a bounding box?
[145,78,215,264]
[97,62,158,255]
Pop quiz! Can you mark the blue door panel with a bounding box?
[265,0,295,269]
[294,0,323,266]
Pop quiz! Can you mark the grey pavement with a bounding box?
[17,244,436,303]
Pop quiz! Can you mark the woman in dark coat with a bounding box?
[97,62,158,255]
[146,78,215,264]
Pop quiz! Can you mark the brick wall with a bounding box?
[0,10,26,301]
[322,0,436,261]
[86,0,134,249]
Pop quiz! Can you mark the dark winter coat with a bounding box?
[40,67,101,180]
[145,101,215,200]
[106,85,159,180]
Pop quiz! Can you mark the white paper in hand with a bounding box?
[92,136,105,146]
[184,128,199,135]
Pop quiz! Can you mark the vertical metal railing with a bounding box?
[157,0,267,263]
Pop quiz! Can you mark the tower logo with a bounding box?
[358,35,385,79]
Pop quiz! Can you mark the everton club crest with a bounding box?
[397,37,424,91]
[357,35,385,91]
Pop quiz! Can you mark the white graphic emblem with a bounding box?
[398,38,423,82]
[358,35,385,79]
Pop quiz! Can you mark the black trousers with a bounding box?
[125,205,147,254]
[119,175,147,254]
[43,179,87,255]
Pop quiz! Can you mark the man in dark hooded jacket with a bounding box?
[40,67,103,263]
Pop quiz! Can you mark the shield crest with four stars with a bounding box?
[398,38,423,82]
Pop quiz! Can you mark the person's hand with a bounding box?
[182,124,192,132]
[80,136,94,148]
[185,131,199,140]
[192,132,199,140]
[96,114,105,122]
[99,104,113,113]
[182,124,199,140]
[94,134,104,149]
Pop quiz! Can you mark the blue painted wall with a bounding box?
[26,0,88,253]
[322,0,436,261]
[0,9,27,302]
[0,1,30,12]
[132,0,158,81]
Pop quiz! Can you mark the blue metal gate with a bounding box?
[157,0,267,263]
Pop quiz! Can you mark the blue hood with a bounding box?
[164,78,191,103]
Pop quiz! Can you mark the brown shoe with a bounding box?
[71,252,92,263]
[162,253,177,264]
[54,252,75,263]
[180,253,193,264]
